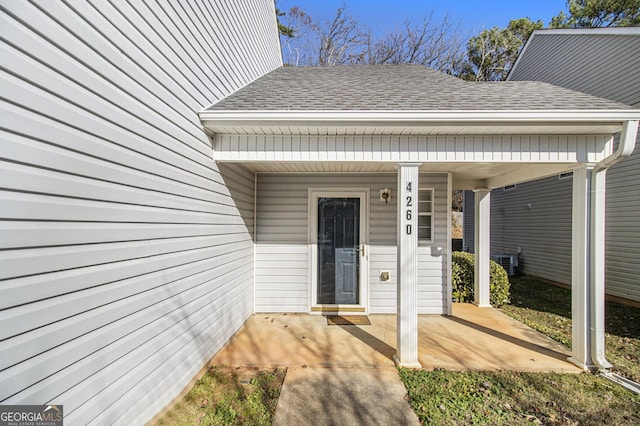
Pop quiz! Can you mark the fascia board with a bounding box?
[200,109,640,126]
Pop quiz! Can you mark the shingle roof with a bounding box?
[205,64,631,111]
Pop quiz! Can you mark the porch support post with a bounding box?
[473,189,491,307]
[570,165,592,369]
[394,163,421,368]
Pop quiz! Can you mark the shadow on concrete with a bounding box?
[336,323,396,361]
[446,315,571,363]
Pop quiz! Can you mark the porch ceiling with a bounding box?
[239,161,574,190]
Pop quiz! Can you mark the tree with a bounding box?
[279,5,367,66]
[367,14,465,73]
[316,6,368,65]
[550,0,640,28]
[461,18,543,81]
[279,4,465,70]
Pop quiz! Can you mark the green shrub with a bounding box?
[452,251,510,307]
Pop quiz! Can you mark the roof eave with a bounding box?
[199,109,640,134]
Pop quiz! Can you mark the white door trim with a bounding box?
[308,189,370,313]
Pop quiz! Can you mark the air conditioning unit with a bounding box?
[492,254,518,276]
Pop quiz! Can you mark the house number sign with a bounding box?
[405,182,412,235]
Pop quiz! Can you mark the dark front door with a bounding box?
[318,198,360,304]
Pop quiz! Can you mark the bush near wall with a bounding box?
[452,252,510,307]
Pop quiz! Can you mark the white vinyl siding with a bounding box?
[255,173,449,315]
[0,1,280,424]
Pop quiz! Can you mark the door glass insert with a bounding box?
[317,197,360,304]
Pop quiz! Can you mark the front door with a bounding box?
[318,197,360,304]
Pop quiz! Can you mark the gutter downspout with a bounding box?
[590,120,639,370]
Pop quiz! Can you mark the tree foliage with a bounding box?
[461,18,543,81]
[276,7,295,38]
[550,0,640,28]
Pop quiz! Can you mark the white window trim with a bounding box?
[418,188,434,244]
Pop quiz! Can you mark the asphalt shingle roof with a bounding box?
[206,64,631,111]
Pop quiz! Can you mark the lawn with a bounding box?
[399,276,640,425]
[500,275,640,382]
[156,366,285,425]
[399,368,639,425]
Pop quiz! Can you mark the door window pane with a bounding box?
[318,198,360,304]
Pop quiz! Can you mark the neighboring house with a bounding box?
[2,5,639,424]
[0,1,281,424]
[463,28,640,303]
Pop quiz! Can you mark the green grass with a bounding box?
[500,275,640,381]
[399,368,640,426]
[157,366,286,425]
[399,276,640,425]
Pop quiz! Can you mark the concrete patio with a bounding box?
[212,303,579,372]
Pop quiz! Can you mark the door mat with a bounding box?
[327,315,371,326]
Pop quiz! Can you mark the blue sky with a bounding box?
[276,0,568,36]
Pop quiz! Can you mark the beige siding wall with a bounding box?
[489,176,574,282]
[605,139,640,301]
[255,173,449,314]
[0,1,280,424]
[509,33,640,107]
[505,30,640,301]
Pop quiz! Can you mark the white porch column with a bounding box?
[394,163,421,368]
[571,165,592,368]
[473,189,491,307]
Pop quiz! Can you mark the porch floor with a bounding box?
[212,303,579,372]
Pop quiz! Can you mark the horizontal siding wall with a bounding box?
[509,33,640,107]
[0,1,279,425]
[507,31,640,302]
[489,176,573,283]
[485,136,640,302]
[255,173,448,314]
[606,136,640,301]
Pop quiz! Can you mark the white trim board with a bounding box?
[308,189,370,312]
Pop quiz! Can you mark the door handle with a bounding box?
[358,244,365,257]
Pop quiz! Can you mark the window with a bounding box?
[418,189,434,241]
[559,172,573,180]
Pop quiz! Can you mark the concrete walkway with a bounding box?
[273,367,420,426]
[211,304,579,424]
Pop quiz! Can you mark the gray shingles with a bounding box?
[206,64,631,111]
